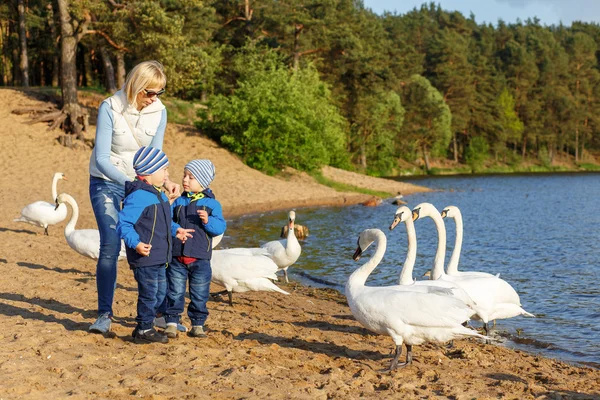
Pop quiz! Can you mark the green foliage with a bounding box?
[198,48,348,174]
[465,136,489,173]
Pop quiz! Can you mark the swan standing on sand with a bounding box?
[14,172,68,235]
[345,229,487,370]
[389,206,483,313]
[210,250,289,306]
[55,193,126,260]
[413,203,534,336]
[218,211,302,282]
[441,205,498,278]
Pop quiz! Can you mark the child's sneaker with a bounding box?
[188,325,207,338]
[134,328,169,344]
[164,324,178,338]
[89,312,112,334]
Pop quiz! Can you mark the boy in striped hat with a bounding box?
[117,146,193,344]
[164,159,226,339]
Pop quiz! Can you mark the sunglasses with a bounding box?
[143,88,165,98]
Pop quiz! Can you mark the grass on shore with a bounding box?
[309,172,394,198]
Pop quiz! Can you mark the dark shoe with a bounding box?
[188,325,207,338]
[134,328,169,344]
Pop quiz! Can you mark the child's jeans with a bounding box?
[133,264,167,330]
[165,258,211,327]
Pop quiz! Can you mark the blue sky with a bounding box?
[363,0,600,26]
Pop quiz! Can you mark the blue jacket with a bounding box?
[171,189,226,260]
[117,179,181,268]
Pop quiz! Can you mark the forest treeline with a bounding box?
[2,0,600,175]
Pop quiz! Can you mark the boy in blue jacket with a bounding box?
[117,147,193,344]
[163,159,226,339]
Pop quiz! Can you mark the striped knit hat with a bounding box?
[185,159,215,189]
[133,146,169,176]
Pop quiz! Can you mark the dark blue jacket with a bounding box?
[117,179,181,268]
[171,189,226,260]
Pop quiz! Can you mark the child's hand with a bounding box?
[176,228,194,242]
[136,242,152,256]
[197,209,209,224]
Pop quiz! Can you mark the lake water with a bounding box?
[218,172,600,368]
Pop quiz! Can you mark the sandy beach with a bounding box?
[1,88,599,399]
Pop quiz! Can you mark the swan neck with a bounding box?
[446,215,463,274]
[348,232,386,288]
[429,212,446,280]
[399,218,417,285]
[51,175,60,202]
[64,197,78,236]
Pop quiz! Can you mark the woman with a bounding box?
[88,60,180,334]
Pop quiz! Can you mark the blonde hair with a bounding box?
[123,60,167,108]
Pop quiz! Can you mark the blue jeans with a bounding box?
[133,265,167,330]
[89,176,125,317]
[165,258,211,326]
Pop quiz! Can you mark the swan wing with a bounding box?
[218,247,270,257]
[14,202,67,227]
[261,238,301,268]
[67,229,101,259]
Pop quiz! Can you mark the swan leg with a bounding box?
[383,345,403,372]
[209,290,234,306]
[44,227,49,236]
[398,344,413,367]
[484,322,492,344]
[227,291,233,306]
[283,269,289,283]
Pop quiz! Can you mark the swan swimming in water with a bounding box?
[441,205,498,278]
[345,228,487,370]
[413,203,534,336]
[14,172,68,235]
[55,193,126,260]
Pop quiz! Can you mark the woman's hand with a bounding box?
[164,178,181,201]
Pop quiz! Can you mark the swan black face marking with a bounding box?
[54,202,60,211]
[389,212,402,230]
[352,246,363,261]
[412,208,421,221]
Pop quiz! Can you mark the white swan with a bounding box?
[441,205,498,278]
[413,203,534,335]
[217,210,302,282]
[210,250,290,306]
[389,206,483,314]
[345,229,487,370]
[55,193,126,260]
[14,172,68,235]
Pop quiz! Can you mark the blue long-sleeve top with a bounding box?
[94,102,167,186]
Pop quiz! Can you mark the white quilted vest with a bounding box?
[89,89,166,182]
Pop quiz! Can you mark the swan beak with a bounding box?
[422,270,432,278]
[440,209,448,218]
[352,246,363,261]
[62,175,68,180]
[389,216,400,231]
[412,209,420,221]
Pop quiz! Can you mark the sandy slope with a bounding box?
[0,89,599,399]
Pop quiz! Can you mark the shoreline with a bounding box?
[2,88,600,399]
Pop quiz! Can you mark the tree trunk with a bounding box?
[452,132,458,162]
[57,0,84,142]
[99,45,117,93]
[116,50,125,88]
[47,3,60,87]
[17,0,29,87]
[0,20,9,85]
[575,126,579,162]
[360,142,367,170]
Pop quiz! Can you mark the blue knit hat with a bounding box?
[133,146,169,176]
[185,159,215,189]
